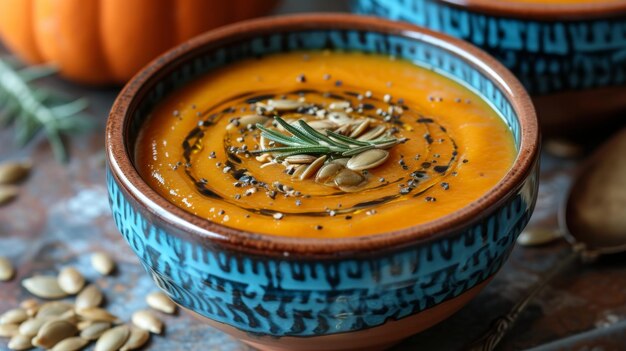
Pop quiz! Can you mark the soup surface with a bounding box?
[135,51,516,238]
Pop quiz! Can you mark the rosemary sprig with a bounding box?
[0,58,92,162]
[253,116,405,160]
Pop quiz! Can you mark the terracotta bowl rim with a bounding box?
[106,13,539,258]
[436,0,626,20]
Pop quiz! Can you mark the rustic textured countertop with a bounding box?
[1,2,626,351]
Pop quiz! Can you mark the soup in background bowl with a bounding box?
[106,14,539,351]
[354,0,626,136]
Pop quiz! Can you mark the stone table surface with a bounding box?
[1,2,626,351]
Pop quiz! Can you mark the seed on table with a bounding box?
[91,252,115,275]
[22,275,68,299]
[51,336,89,351]
[58,267,85,295]
[0,160,31,185]
[0,323,19,337]
[0,185,19,206]
[517,228,562,246]
[7,334,32,350]
[19,299,39,317]
[18,318,48,337]
[76,307,119,323]
[94,325,130,351]
[32,320,78,349]
[146,292,177,314]
[75,284,103,309]
[120,327,149,351]
[132,310,163,334]
[0,256,14,281]
[79,321,111,341]
[0,308,28,325]
[36,302,73,319]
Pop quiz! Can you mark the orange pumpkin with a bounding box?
[0,0,277,85]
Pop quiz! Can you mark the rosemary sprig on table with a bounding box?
[0,58,91,162]
[252,116,405,160]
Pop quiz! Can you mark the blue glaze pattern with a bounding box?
[354,0,626,95]
[107,29,538,337]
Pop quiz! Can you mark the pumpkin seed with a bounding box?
[307,120,336,131]
[517,229,562,246]
[0,323,19,337]
[131,310,163,334]
[19,300,39,317]
[357,125,386,141]
[22,275,68,299]
[267,99,304,111]
[284,155,317,164]
[0,160,31,185]
[79,321,111,341]
[226,114,268,131]
[7,334,32,350]
[299,155,327,181]
[94,325,130,351]
[333,124,351,135]
[51,336,88,351]
[328,101,350,110]
[0,185,19,205]
[331,158,350,166]
[19,318,48,337]
[545,138,584,158]
[75,284,103,309]
[334,169,367,192]
[348,119,370,138]
[291,165,307,179]
[57,267,85,295]
[0,308,28,325]
[0,256,14,281]
[120,327,149,351]
[346,149,389,171]
[76,308,119,323]
[76,321,92,331]
[91,252,115,275]
[327,111,352,124]
[32,320,77,349]
[36,302,73,319]
[315,162,344,185]
[146,292,176,314]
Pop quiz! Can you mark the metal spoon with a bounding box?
[468,158,626,350]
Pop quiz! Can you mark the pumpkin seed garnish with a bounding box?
[22,275,68,299]
[346,149,389,171]
[94,325,130,351]
[0,256,15,281]
[131,310,163,334]
[146,292,176,315]
[299,155,327,181]
[266,99,305,111]
[334,169,367,192]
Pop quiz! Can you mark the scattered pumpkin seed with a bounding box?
[348,119,370,138]
[0,160,31,185]
[22,276,68,299]
[76,321,92,332]
[90,252,115,275]
[120,327,149,351]
[50,336,88,351]
[357,125,386,141]
[36,302,73,319]
[0,323,19,338]
[76,308,119,323]
[290,164,307,179]
[7,334,31,350]
[79,321,111,341]
[146,292,176,314]
[94,325,130,351]
[284,154,317,164]
[0,185,19,206]
[18,318,48,337]
[132,310,163,334]
[346,149,389,171]
[267,99,304,111]
[57,267,85,295]
[75,284,103,309]
[32,320,77,349]
[334,169,367,192]
[226,114,268,131]
[307,120,336,131]
[517,229,562,246]
[299,155,327,181]
[0,256,14,281]
[328,101,350,110]
[327,111,352,124]
[19,300,39,317]
[0,309,28,325]
[315,162,344,185]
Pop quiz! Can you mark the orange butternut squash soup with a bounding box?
[135,51,516,238]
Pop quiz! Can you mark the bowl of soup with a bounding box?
[353,0,626,136]
[106,14,539,351]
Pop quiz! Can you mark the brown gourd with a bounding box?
[0,0,277,85]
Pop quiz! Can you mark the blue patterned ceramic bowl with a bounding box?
[353,0,626,134]
[106,14,539,351]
